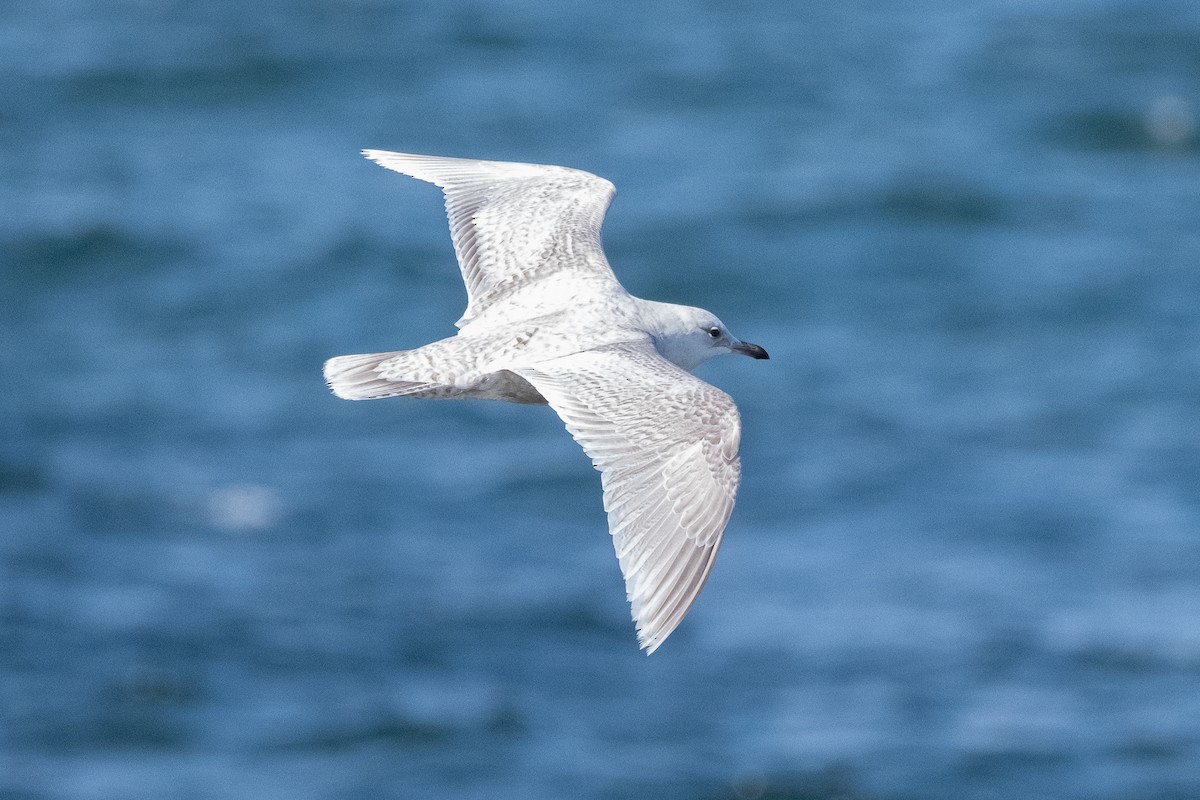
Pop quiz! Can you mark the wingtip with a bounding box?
[362,148,417,169]
[636,624,668,655]
[360,149,457,187]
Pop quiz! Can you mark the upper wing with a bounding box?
[363,150,620,328]
[515,341,742,653]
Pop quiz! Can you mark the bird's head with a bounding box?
[649,304,770,372]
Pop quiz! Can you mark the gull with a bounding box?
[324,150,769,653]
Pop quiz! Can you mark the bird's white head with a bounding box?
[645,302,770,373]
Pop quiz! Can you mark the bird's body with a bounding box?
[325,150,767,653]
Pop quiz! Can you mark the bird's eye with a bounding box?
[708,326,721,338]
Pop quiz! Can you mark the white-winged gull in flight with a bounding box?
[324,150,769,653]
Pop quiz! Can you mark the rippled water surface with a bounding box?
[3,2,1200,798]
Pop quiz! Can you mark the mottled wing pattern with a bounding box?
[515,341,742,653]
[363,150,619,327]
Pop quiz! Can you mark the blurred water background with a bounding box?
[3,1,1200,798]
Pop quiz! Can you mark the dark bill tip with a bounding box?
[732,341,770,360]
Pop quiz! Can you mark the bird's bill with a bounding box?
[731,341,769,360]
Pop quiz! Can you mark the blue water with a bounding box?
[3,1,1200,798]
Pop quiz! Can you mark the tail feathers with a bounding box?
[323,351,434,400]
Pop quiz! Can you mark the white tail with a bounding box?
[323,351,433,400]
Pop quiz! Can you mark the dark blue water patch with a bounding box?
[1070,3,1200,78]
[57,56,319,108]
[62,484,179,539]
[3,225,195,286]
[1109,736,1190,764]
[685,765,912,800]
[871,174,1011,226]
[0,597,214,753]
[438,595,633,656]
[0,462,45,494]
[17,667,202,753]
[6,4,445,111]
[442,7,543,52]
[269,712,462,752]
[1046,107,1200,154]
[953,746,1076,784]
[968,3,1200,90]
[740,176,1029,254]
[1067,642,1196,676]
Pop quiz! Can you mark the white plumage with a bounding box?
[324,150,768,653]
